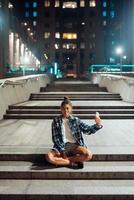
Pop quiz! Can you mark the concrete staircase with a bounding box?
[0,150,134,199]
[40,82,107,92]
[4,103,134,119]
[4,91,134,119]
[1,79,134,199]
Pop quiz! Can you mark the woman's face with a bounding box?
[61,104,72,118]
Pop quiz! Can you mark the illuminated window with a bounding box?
[55,43,60,49]
[44,32,50,38]
[80,0,85,7]
[44,1,50,7]
[33,11,37,17]
[103,20,107,26]
[55,32,60,39]
[25,11,29,17]
[33,21,37,26]
[62,1,77,9]
[25,2,29,8]
[8,2,13,8]
[102,11,107,17]
[55,0,60,7]
[63,33,77,39]
[33,2,37,8]
[62,43,77,49]
[110,11,115,18]
[103,1,107,7]
[89,0,96,7]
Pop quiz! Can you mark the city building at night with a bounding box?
[4,0,134,77]
[0,0,40,78]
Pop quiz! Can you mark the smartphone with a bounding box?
[96,112,100,117]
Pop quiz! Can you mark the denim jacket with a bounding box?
[51,115,102,152]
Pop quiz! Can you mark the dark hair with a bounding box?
[61,96,72,107]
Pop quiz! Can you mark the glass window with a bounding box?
[90,11,96,17]
[8,2,13,8]
[44,23,49,28]
[44,1,50,7]
[55,43,60,49]
[56,22,60,28]
[90,44,93,49]
[62,1,77,9]
[44,32,50,38]
[102,11,107,17]
[89,0,96,7]
[63,33,77,39]
[55,0,60,7]
[103,20,107,26]
[25,2,29,8]
[33,21,37,26]
[64,22,73,29]
[80,0,85,7]
[103,1,107,7]
[33,2,37,8]
[33,11,37,17]
[92,33,96,38]
[80,43,85,49]
[110,2,114,9]
[62,43,77,49]
[110,11,115,18]
[45,43,50,49]
[55,32,60,39]
[45,12,50,17]
[25,11,29,17]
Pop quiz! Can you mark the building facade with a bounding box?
[9,0,134,77]
[0,0,39,78]
[0,0,9,78]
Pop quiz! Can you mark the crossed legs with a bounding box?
[46,145,92,166]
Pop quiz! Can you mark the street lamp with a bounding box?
[115,47,124,74]
[20,55,30,76]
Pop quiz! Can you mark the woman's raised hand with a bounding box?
[95,112,102,125]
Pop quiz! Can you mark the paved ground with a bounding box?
[0,100,134,155]
[0,99,134,154]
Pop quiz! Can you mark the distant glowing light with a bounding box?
[54,63,58,75]
[116,47,123,55]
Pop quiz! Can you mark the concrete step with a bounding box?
[29,96,122,101]
[9,105,134,110]
[41,86,107,92]
[6,109,134,115]
[4,113,134,119]
[0,161,134,180]
[30,93,120,98]
[0,179,134,199]
[0,152,134,162]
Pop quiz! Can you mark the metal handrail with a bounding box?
[0,74,46,88]
[101,74,134,86]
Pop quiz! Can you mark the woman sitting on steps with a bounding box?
[46,96,103,169]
